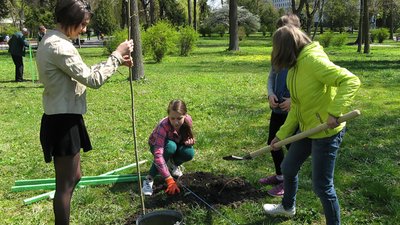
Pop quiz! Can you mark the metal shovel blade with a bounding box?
[222,155,251,161]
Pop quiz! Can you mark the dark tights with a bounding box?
[53,153,82,225]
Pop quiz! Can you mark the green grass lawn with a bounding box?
[1,34,399,224]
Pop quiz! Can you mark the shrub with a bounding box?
[371,28,389,43]
[238,26,246,41]
[179,26,198,56]
[331,33,348,47]
[105,29,128,54]
[244,25,254,37]
[260,25,267,37]
[142,21,178,63]
[198,23,212,37]
[213,24,226,37]
[318,32,334,47]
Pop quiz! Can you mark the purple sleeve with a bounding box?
[149,118,171,178]
[185,114,193,127]
[153,147,171,178]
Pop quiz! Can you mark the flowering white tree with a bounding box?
[205,5,260,35]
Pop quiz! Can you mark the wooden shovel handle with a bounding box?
[248,110,361,159]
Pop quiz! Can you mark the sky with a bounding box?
[207,0,222,9]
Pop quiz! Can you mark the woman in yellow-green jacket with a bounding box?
[263,25,361,225]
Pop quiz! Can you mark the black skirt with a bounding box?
[40,113,92,163]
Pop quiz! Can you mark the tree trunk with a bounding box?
[357,0,363,52]
[312,0,324,40]
[159,0,164,19]
[305,0,320,35]
[141,0,150,28]
[187,0,192,26]
[193,0,197,30]
[130,0,145,80]
[228,0,239,51]
[389,1,394,40]
[292,0,306,15]
[363,0,369,53]
[149,0,155,25]
[121,0,128,29]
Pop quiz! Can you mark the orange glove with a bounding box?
[165,176,180,195]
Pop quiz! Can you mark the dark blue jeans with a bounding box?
[281,128,346,225]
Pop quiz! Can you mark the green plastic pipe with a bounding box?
[15,174,135,186]
[22,160,147,205]
[28,45,36,83]
[13,175,145,192]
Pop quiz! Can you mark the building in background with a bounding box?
[272,0,291,11]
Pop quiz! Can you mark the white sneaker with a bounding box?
[142,177,153,196]
[168,160,183,177]
[263,203,296,217]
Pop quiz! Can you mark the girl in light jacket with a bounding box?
[262,25,360,225]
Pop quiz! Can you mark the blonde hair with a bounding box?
[271,25,311,70]
[276,14,301,28]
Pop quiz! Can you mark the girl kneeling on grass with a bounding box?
[142,99,195,196]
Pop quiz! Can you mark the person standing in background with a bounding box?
[38,25,47,43]
[8,28,30,82]
[4,34,10,43]
[258,14,301,197]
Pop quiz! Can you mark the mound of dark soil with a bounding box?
[125,172,266,224]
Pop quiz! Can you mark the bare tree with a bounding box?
[304,0,320,34]
[141,0,150,27]
[193,0,197,30]
[357,0,364,52]
[291,0,307,15]
[121,0,128,29]
[312,0,325,40]
[149,0,155,25]
[363,0,370,53]
[228,0,239,51]
[188,0,192,26]
[130,0,145,79]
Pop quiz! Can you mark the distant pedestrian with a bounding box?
[8,28,30,82]
[258,13,301,197]
[86,28,91,40]
[4,34,10,43]
[95,29,100,40]
[38,25,47,43]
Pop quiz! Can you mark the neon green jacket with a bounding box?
[276,42,361,140]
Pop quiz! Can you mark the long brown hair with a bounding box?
[271,25,311,70]
[167,100,194,142]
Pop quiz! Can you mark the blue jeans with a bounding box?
[281,128,346,225]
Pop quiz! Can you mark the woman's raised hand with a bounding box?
[116,39,134,56]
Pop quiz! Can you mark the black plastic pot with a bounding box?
[136,210,183,225]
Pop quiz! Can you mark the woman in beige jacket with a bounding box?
[36,0,133,224]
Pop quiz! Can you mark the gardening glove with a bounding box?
[165,176,180,195]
